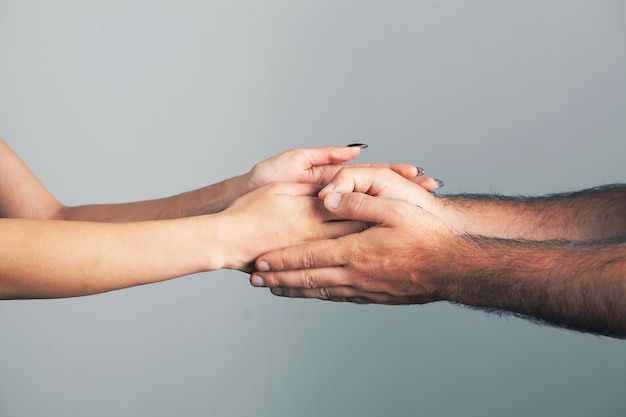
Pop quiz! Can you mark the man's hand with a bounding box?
[249,190,456,304]
[317,166,441,209]
[248,170,626,338]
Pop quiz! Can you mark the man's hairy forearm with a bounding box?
[438,184,626,241]
[441,235,626,338]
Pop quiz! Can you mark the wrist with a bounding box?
[431,197,473,235]
[189,214,231,272]
[225,174,249,204]
[420,195,461,234]
[206,211,250,271]
[203,174,251,214]
[418,232,468,303]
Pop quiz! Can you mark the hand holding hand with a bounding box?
[318,166,441,210]
[215,182,365,272]
[250,189,457,304]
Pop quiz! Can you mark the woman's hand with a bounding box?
[215,182,365,272]
[238,145,440,196]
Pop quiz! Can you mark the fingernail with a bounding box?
[434,179,444,189]
[326,192,342,209]
[346,143,368,148]
[271,287,283,296]
[320,183,335,194]
[251,274,265,287]
[416,167,425,176]
[257,261,270,272]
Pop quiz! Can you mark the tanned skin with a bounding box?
[252,168,626,338]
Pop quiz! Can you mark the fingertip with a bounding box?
[256,260,270,272]
[319,182,335,198]
[271,287,284,296]
[250,274,266,287]
[325,192,342,210]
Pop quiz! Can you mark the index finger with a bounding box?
[256,237,351,272]
[318,167,411,198]
[302,145,363,166]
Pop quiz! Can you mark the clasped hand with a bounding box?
[249,167,456,305]
[217,147,439,273]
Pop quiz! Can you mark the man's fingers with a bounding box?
[317,167,439,201]
[255,238,351,272]
[271,286,422,305]
[275,286,373,304]
[318,167,403,198]
[324,192,414,226]
[268,286,413,305]
[251,265,348,289]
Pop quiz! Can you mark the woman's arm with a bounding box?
[0,138,64,219]
[0,182,362,299]
[1,138,435,222]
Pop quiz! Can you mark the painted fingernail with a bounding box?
[320,183,335,194]
[251,274,265,287]
[434,179,444,189]
[271,287,283,296]
[257,261,270,272]
[416,167,425,176]
[346,143,368,148]
[326,192,342,209]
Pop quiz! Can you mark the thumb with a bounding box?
[324,192,409,225]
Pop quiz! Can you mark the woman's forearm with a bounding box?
[1,181,364,299]
[0,217,219,299]
[56,175,248,222]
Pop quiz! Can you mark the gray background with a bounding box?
[1,1,625,416]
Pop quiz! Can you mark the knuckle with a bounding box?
[303,270,317,289]
[262,253,285,272]
[302,247,318,269]
[319,287,332,300]
[345,192,366,214]
[263,273,278,288]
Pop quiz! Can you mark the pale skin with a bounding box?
[252,167,626,338]
[0,138,438,299]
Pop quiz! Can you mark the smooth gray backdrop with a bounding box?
[1,1,625,416]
